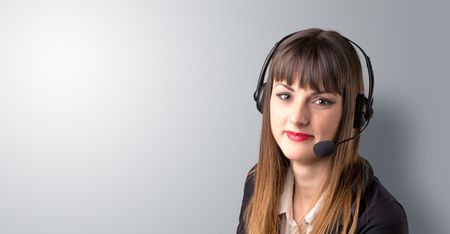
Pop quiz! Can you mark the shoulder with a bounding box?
[242,167,256,203]
[357,176,409,234]
[237,165,256,234]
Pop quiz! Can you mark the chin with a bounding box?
[280,148,317,162]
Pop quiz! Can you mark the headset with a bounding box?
[253,30,375,156]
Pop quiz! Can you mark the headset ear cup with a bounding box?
[256,83,266,113]
[354,94,368,128]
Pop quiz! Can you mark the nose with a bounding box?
[288,100,310,126]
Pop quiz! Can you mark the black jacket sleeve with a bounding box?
[237,170,255,234]
[358,199,409,234]
[357,176,409,234]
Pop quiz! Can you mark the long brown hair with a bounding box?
[244,28,368,234]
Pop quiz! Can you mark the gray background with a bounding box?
[0,0,449,233]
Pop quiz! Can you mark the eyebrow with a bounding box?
[275,83,295,92]
[274,83,335,95]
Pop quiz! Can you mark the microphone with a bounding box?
[313,141,336,157]
[313,119,371,157]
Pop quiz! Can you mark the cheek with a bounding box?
[326,109,342,137]
[269,108,278,134]
[313,109,342,138]
[269,101,284,135]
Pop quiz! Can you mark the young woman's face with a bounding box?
[270,80,343,162]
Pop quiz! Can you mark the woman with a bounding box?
[237,28,408,234]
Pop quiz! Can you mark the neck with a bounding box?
[291,157,331,221]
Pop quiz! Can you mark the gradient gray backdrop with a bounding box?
[1,0,449,233]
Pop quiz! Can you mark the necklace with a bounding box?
[294,217,311,234]
[293,198,319,230]
[303,219,311,226]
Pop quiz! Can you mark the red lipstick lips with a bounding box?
[285,131,313,142]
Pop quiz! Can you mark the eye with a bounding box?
[276,93,291,101]
[313,97,334,106]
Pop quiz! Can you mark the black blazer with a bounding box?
[237,162,409,234]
